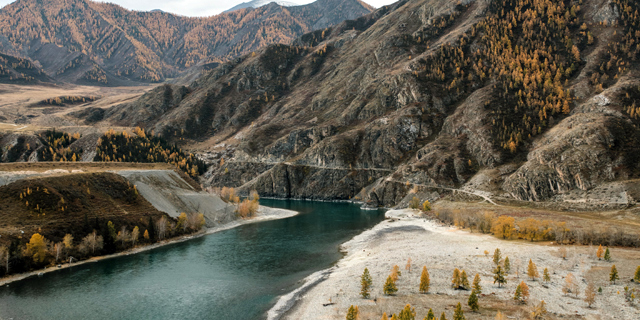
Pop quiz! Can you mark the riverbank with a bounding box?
[0,205,297,287]
[272,209,640,320]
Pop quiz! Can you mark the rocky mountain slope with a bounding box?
[0,0,373,85]
[53,0,640,209]
[225,0,300,13]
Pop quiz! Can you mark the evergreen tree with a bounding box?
[472,273,482,294]
[440,312,447,320]
[527,259,539,280]
[419,266,430,293]
[148,216,157,242]
[514,281,530,304]
[504,256,511,274]
[425,309,435,320]
[346,305,359,320]
[604,248,611,261]
[398,304,416,320]
[493,265,506,287]
[610,265,619,284]
[468,290,479,312]
[634,266,640,283]
[384,275,398,295]
[543,268,551,283]
[514,283,523,302]
[453,302,465,320]
[101,221,116,254]
[460,270,470,289]
[493,248,501,266]
[361,268,373,298]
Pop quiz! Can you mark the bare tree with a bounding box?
[131,226,140,246]
[156,216,167,240]
[53,242,64,263]
[80,230,104,255]
[116,226,131,246]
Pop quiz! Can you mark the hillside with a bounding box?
[75,0,640,210]
[0,0,374,85]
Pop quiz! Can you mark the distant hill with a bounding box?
[0,0,374,85]
[225,0,299,13]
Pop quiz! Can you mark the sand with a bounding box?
[273,209,640,320]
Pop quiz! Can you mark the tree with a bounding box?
[63,234,74,250]
[493,248,502,266]
[460,270,469,289]
[107,221,117,240]
[514,281,530,304]
[406,258,412,273]
[391,265,402,281]
[453,302,465,320]
[493,265,506,287]
[384,275,398,295]
[52,242,63,263]
[147,216,156,242]
[80,230,104,255]
[409,197,420,209]
[610,265,619,284]
[563,273,577,295]
[177,212,188,232]
[635,266,640,283]
[25,233,48,263]
[504,256,511,274]
[543,268,551,283]
[452,268,462,289]
[423,200,431,211]
[156,216,167,240]
[468,290,479,312]
[116,226,130,246]
[472,273,482,294]
[604,248,611,261]
[131,226,140,246]
[425,309,435,320]
[143,229,150,240]
[440,312,447,320]
[596,244,604,260]
[361,268,372,298]
[419,266,430,293]
[527,259,539,280]
[346,305,359,320]
[398,304,416,320]
[530,300,547,319]
[585,282,596,307]
[491,217,514,239]
[381,313,387,320]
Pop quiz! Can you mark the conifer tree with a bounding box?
[460,270,470,289]
[452,268,462,289]
[453,302,465,320]
[504,256,511,274]
[346,305,359,320]
[391,314,398,320]
[493,265,506,287]
[419,266,430,293]
[381,312,387,320]
[440,312,447,320]
[610,265,619,284]
[148,216,156,242]
[468,290,479,312]
[384,275,398,295]
[634,266,640,283]
[596,245,604,260]
[472,273,482,294]
[143,229,150,240]
[514,281,529,304]
[391,265,402,281]
[563,273,577,296]
[543,268,551,283]
[585,282,596,308]
[604,248,611,261]
[361,268,373,298]
[493,248,502,266]
[398,304,416,320]
[425,309,435,320]
[527,259,539,280]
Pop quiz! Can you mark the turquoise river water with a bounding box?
[0,200,385,320]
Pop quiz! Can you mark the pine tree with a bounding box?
[425,309,435,320]
[585,282,596,308]
[472,273,482,294]
[391,315,398,320]
[610,265,619,284]
[460,270,470,289]
[596,244,604,260]
[468,290,479,312]
[514,283,523,302]
[452,268,462,289]
[543,268,551,283]
[453,302,465,320]
[384,275,398,295]
[527,259,539,280]
[346,305,359,320]
[381,312,387,320]
[514,281,529,304]
[361,268,373,298]
[493,248,502,266]
[494,265,506,287]
[440,312,447,320]
[398,304,416,320]
[148,216,156,242]
[504,256,511,274]
[634,266,640,283]
[604,248,611,261]
[419,266,430,293]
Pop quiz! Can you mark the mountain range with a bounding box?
[0,0,374,85]
[225,0,300,13]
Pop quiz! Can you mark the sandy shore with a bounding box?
[271,209,640,320]
[0,205,297,287]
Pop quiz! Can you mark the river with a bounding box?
[0,200,385,320]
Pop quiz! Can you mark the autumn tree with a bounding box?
[425,309,435,320]
[419,266,431,293]
[472,273,482,294]
[25,233,49,263]
[596,244,604,260]
[530,300,547,319]
[563,273,578,296]
[453,302,465,320]
[143,229,150,241]
[391,265,402,282]
[527,259,539,280]
[346,305,359,320]
[491,217,514,239]
[406,258,412,273]
[585,282,596,308]
[634,266,640,283]
[398,304,416,320]
[452,268,462,289]
[610,265,619,284]
[63,234,74,250]
[504,256,511,274]
[460,270,470,289]
[493,265,506,288]
[409,197,421,209]
[514,281,530,304]
[543,268,551,283]
[423,200,431,211]
[131,226,140,246]
[156,216,168,240]
[468,290,479,312]
[80,230,104,255]
[495,311,505,320]
[116,226,130,246]
[493,248,501,265]
[384,275,398,295]
[361,268,372,298]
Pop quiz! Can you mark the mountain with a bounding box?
[0,0,374,85]
[83,0,640,210]
[225,0,300,13]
